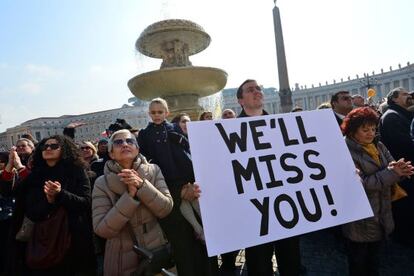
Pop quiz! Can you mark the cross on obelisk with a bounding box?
[272,0,293,113]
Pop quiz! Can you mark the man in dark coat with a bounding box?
[330,90,353,126]
[236,79,301,276]
[379,87,414,247]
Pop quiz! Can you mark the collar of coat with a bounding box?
[238,108,269,118]
[387,103,414,121]
[103,154,150,195]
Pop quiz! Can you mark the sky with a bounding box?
[0,0,413,132]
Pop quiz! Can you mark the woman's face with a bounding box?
[353,124,376,145]
[179,115,191,134]
[41,139,62,163]
[80,143,93,159]
[109,133,139,163]
[203,112,213,120]
[16,140,33,156]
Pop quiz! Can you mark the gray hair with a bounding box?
[16,138,35,149]
[107,129,137,152]
[387,87,408,105]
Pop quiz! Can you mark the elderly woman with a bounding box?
[341,107,414,276]
[92,129,173,276]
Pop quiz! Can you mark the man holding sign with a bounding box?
[187,80,373,276]
[236,79,301,276]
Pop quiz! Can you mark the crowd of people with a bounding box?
[0,81,413,276]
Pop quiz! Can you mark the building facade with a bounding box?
[222,62,414,113]
[0,106,150,150]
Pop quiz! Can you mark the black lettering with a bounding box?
[278,118,299,146]
[249,120,271,150]
[258,154,283,188]
[273,194,299,229]
[232,158,263,194]
[215,122,248,153]
[304,150,326,180]
[280,153,303,184]
[296,116,317,143]
[251,197,270,236]
[296,189,322,222]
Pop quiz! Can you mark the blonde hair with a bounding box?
[149,97,169,112]
[80,141,98,156]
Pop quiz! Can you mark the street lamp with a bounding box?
[359,73,380,104]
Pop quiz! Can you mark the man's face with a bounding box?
[237,81,264,110]
[98,142,108,154]
[393,90,413,109]
[333,92,353,113]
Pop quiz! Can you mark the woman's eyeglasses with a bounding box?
[112,138,137,148]
[42,143,60,151]
[80,146,91,150]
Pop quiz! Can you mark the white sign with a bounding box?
[187,109,373,256]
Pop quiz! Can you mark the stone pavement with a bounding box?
[220,230,414,276]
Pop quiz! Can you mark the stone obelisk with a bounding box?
[272,1,293,113]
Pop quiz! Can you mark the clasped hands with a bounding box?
[181,182,201,201]
[118,169,144,197]
[389,158,414,177]
[44,180,61,203]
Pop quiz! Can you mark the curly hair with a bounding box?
[341,107,379,137]
[199,111,212,121]
[31,135,86,169]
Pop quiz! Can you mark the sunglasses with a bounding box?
[80,146,91,150]
[42,143,60,151]
[339,96,352,101]
[112,138,137,148]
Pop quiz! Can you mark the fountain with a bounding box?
[128,19,228,119]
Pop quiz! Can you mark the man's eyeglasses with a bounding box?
[245,86,263,93]
[42,143,60,151]
[339,96,352,101]
[112,138,137,148]
[150,111,164,115]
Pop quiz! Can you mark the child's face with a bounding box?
[149,103,169,125]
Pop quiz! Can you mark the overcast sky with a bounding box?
[0,0,412,132]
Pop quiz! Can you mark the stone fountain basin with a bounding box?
[128,66,227,100]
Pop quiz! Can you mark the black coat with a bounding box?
[379,103,414,164]
[24,162,95,273]
[138,121,194,204]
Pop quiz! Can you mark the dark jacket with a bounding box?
[138,121,194,203]
[138,121,193,181]
[379,103,414,164]
[24,162,95,272]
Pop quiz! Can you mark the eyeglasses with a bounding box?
[80,146,91,150]
[180,120,190,124]
[42,143,60,151]
[112,138,137,148]
[150,111,164,115]
[245,86,263,93]
[339,96,352,101]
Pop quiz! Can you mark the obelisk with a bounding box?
[272,0,293,113]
